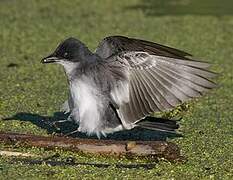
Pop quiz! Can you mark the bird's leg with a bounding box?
[64,128,80,137]
[61,108,80,136]
[57,113,73,123]
[51,114,73,129]
[64,122,82,137]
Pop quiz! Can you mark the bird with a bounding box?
[41,36,217,138]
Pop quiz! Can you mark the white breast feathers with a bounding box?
[69,75,104,135]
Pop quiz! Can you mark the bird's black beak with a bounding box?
[41,54,59,64]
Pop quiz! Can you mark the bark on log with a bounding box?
[0,131,184,162]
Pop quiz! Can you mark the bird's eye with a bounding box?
[64,52,68,58]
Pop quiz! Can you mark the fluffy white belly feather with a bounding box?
[70,76,103,134]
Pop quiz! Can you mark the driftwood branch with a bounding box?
[0,131,184,162]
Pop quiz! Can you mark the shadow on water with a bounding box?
[3,112,182,141]
[127,0,233,16]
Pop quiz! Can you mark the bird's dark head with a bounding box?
[42,37,88,64]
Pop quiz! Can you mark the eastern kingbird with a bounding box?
[42,36,216,137]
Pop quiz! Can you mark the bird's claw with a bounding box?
[63,128,81,137]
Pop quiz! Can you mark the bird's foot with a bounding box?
[53,114,72,124]
[51,114,73,130]
[64,128,81,137]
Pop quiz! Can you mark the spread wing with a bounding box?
[95,36,217,126]
[106,51,217,126]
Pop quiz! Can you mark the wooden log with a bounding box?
[0,131,184,162]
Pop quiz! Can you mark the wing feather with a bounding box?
[97,36,217,126]
[95,36,192,59]
[106,51,216,125]
[139,70,167,111]
[128,75,144,119]
[134,70,155,113]
[147,68,181,106]
[153,65,200,98]
[131,71,149,116]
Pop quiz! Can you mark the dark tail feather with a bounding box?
[136,117,180,133]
